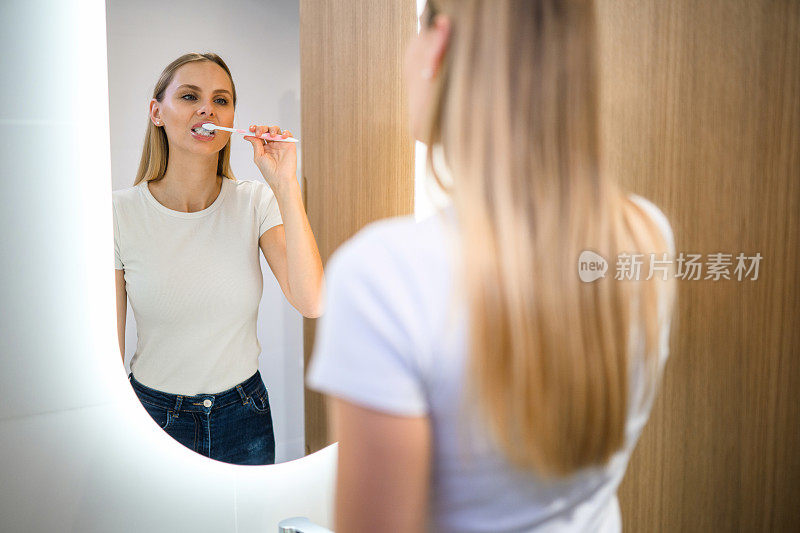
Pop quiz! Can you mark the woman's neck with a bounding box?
[152,151,222,213]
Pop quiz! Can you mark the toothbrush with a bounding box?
[201,123,299,143]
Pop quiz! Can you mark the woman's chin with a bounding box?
[184,141,225,156]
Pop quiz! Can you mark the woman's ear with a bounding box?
[149,99,162,126]
[428,14,451,77]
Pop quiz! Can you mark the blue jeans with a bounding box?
[128,370,275,465]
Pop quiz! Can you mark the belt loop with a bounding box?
[173,395,183,418]
[236,384,248,404]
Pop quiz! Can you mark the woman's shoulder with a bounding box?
[328,211,453,291]
[226,177,264,192]
[111,182,146,211]
[329,215,417,273]
[337,210,450,262]
[226,178,278,204]
[627,194,670,231]
[626,193,675,255]
[112,182,143,198]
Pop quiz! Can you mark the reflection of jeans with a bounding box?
[128,370,275,465]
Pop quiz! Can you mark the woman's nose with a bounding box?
[197,102,215,116]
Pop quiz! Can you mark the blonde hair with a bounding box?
[423,0,676,477]
[133,52,238,186]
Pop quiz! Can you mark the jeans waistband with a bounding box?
[128,371,264,413]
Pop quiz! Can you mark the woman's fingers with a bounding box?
[248,137,265,158]
[244,125,264,157]
[244,124,259,139]
[246,124,291,142]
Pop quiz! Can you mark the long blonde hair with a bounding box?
[133,53,237,186]
[423,0,676,477]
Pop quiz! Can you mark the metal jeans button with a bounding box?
[203,399,212,408]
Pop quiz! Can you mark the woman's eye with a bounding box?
[180,94,227,105]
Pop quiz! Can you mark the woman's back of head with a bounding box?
[420,0,676,477]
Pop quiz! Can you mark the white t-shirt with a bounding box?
[113,177,283,395]
[306,195,675,532]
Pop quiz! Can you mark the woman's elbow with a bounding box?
[293,276,324,318]
[294,290,324,318]
[300,300,324,319]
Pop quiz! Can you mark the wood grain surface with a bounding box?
[596,1,800,530]
[299,0,416,454]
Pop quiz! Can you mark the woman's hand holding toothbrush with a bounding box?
[244,124,297,193]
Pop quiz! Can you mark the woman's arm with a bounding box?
[329,397,432,533]
[247,124,324,318]
[259,183,324,318]
[115,269,127,362]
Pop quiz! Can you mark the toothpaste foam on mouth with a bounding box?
[192,127,214,136]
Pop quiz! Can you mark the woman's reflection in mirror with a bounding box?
[113,52,324,465]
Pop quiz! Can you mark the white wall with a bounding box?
[106,0,304,462]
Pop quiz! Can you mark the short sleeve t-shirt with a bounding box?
[306,195,675,532]
[113,177,283,395]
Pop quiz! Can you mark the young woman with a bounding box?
[113,53,323,466]
[307,0,676,531]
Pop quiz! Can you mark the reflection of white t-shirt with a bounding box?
[113,178,282,395]
[306,195,675,532]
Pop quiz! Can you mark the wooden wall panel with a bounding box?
[596,1,800,530]
[299,0,416,454]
